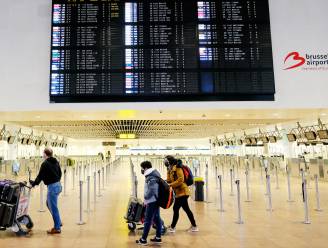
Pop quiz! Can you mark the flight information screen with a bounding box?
[50,0,275,102]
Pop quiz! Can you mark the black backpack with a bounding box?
[157,177,175,209]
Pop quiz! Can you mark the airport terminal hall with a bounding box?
[1,0,328,247]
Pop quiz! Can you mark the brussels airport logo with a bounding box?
[284,51,328,71]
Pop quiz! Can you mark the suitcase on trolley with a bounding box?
[125,197,143,223]
[0,182,19,203]
[0,203,6,224]
[0,203,15,227]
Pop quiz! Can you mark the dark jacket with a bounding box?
[144,168,161,204]
[32,157,62,186]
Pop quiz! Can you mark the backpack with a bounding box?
[156,177,175,209]
[181,165,194,186]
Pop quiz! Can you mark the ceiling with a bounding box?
[1,108,327,139]
[11,119,292,139]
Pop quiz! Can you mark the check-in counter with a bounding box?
[309,158,320,179]
[253,156,261,170]
[287,158,300,177]
[239,156,247,170]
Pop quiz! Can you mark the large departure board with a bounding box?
[50,0,275,102]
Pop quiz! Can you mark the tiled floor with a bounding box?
[1,158,328,248]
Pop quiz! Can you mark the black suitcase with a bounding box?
[1,183,19,203]
[0,180,11,197]
[0,203,6,226]
[0,204,15,227]
[125,197,143,222]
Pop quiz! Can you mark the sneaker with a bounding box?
[136,238,148,246]
[187,226,199,232]
[150,237,162,244]
[47,228,61,234]
[167,226,176,233]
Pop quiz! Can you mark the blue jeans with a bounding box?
[47,182,62,230]
[142,202,162,240]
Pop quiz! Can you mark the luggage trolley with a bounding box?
[124,196,166,235]
[0,180,34,236]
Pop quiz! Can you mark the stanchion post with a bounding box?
[218,175,224,212]
[275,165,280,189]
[245,168,251,202]
[85,175,91,213]
[77,180,85,225]
[106,165,108,184]
[38,182,46,212]
[260,164,264,184]
[236,157,240,178]
[230,168,234,196]
[266,175,273,212]
[72,167,75,190]
[64,169,67,196]
[102,167,105,189]
[300,168,305,183]
[286,166,294,202]
[264,168,269,196]
[93,171,97,204]
[215,166,218,189]
[97,170,102,197]
[314,174,323,211]
[302,179,311,224]
[79,164,81,181]
[205,163,209,202]
[235,179,244,224]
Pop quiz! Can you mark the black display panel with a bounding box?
[50,0,275,102]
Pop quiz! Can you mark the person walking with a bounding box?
[30,148,62,234]
[165,155,198,233]
[136,161,163,246]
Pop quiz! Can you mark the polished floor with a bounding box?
[1,158,328,248]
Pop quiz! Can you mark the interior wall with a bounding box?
[0,0,328,112]
[67,140,105,157]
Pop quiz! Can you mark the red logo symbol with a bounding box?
[284,52,306,70]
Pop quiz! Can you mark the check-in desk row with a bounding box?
[214,154,328,180]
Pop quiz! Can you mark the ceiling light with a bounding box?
[320,113,327,116]
[35,116,41,119]
[118,133,136,139]
[118,110,136,118]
